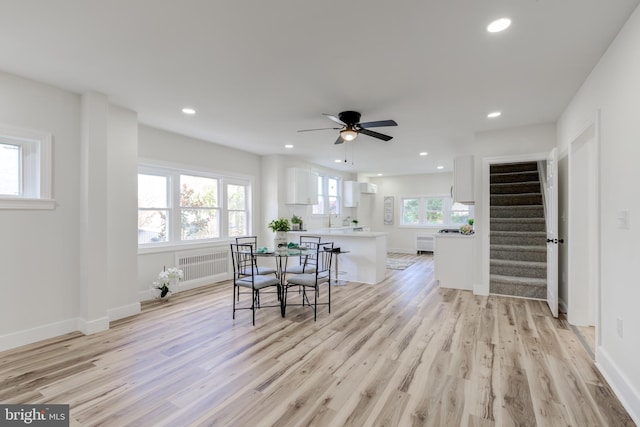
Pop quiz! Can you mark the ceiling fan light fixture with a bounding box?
[340,128,358,141]
[487,18,511,33]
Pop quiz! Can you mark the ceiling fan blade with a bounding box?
[358,119,398,128]
[334,135,344,144]
[323,113,345,126]
[359,128,393,141]
[297,127,341,132]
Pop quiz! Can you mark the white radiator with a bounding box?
[416,234,435,253]
[175,246,230,288]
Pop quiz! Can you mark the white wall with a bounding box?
[0,71,82,350]
[137,125,263,297]
[557,6,640,420]
[368,173,454,253]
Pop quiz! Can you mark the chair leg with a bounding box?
[328,280,331,313]
[232,284,236,319]
[313,286,317,321]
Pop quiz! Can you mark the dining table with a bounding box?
[253,246,314,317]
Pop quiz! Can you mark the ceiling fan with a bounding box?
[297,111,398,144]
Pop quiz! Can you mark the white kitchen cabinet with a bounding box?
[453,155,474,204]
[286,167,319,205]
[434,234,474,290]
[360,182,377,194]
[343,181,360,207]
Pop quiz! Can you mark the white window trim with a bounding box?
[0,124,54,210]
[138,161,252,250]
[312,174,341,216]
[398,194,473,229]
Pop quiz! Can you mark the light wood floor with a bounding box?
[0,254,634,426]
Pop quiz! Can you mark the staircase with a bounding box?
[490,162,547,299]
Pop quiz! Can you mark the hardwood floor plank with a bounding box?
[0,253,633,426]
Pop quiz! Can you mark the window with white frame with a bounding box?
[312,175,341,216]
[0,125,53,209]
[400,195,473,227]
[138,164,251,246]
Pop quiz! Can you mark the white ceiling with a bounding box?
[1,0,638,175]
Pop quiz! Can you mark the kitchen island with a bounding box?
[289,229,388,284]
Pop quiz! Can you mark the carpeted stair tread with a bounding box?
[490,274,547,287]
[491,259,547,268]
[490,218,546,232]
[490,171,540,184]
[491,244,546,252]
[490,205,545,218]
[491,193,543,206]
[491,259,546,278]
[490,181,541,194]
[490,162,538,174]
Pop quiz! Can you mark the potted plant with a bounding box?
[351,219,359,226]
[291,214,303,231]
[268,217,290,250]
[152,266,184,300]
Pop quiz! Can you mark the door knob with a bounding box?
[546,238,565,244]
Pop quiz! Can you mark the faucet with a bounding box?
[328,214,332,228]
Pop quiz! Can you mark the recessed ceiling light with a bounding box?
[487,18,511,33]
[437,166,444,170]
[487,111,502,118]
[334,159,342,163]
[182,108,196,115]
[284,144,293,149]
[377,173,383,176]
[419,152,428,156]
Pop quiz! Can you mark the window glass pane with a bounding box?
[138,174,168,208]
[138,210,168,243]
[328,196,338,215]
[0,143,21,196]
[180,175,218,208]
[181,208,219,240]
[313,195,325,215]
[228,211,247,237]
[227,184,245,210]
[451,202,470,224]
[426,198,443,211]
[328,178,338,197]
[426,211,444,224]
[402,199,419,224]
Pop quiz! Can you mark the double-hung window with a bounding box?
[312,175,341,216]
[0,125,53,209]
[138,164,251,246]
[400,195,472,227]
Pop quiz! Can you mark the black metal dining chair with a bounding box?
[284,235,322,275]
[230,243,280,325]
[283,241,333,321]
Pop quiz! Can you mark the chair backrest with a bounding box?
[230,243,256,281]
[318,242,334,277]
[236,236,258,250]
[297,235,322,268]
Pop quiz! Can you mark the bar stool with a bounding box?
[330,248,349,286]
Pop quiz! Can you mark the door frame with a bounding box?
[567,112,601,344]
[480,152,549,296]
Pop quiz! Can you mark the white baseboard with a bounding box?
[138,275,228,302]
[596,346,640,425]
[474,282,489,296]
[76,316,109,335]
[0,318,79,352]
[108,302,141,322]
[388,247,420,254]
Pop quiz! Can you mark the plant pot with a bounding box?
[274,231,288,252]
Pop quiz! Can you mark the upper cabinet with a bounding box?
[453,155,474,204]
[343,181,360,207]
[286,167,319,205]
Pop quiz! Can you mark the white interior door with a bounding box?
[546,148,559,317]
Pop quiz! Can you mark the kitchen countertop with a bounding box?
[436,232,475,238]
[289,229,388,238]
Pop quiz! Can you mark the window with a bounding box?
[312,175,341,216]
[400,196,473,227]
[0,125,53,209]
[138,164,251,246]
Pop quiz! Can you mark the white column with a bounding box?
[79,91,110,334]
